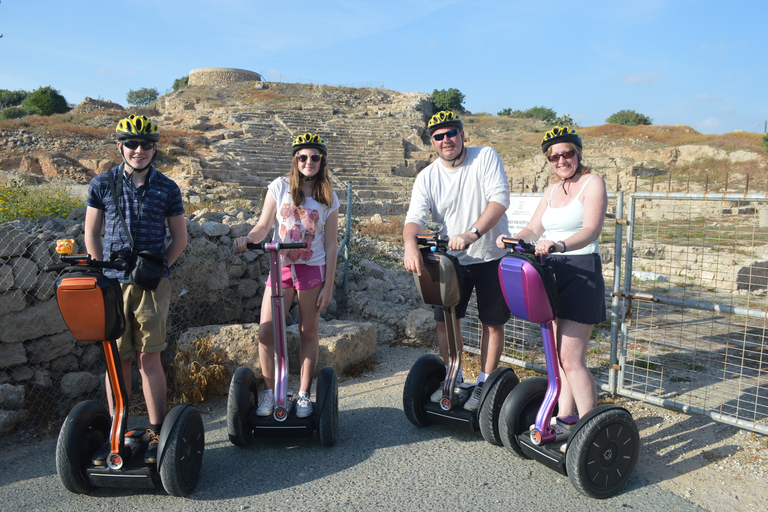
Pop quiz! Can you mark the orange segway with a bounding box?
[46,239,204,496]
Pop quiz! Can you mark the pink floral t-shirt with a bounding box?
[268,177,340,266]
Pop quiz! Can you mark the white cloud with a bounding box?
[700,118,721,130]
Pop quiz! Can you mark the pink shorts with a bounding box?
[265,264,326,290]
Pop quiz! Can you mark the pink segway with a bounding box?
[227,241,338,447]
[496,237,639,498]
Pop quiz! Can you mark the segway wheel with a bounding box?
[159,405,205,497]
[498,377,550,458]
[402,354,445,427]
[478,369,519,446]
[55,400,111,494]
[227,367,258,446]
[566,407,640,499]
[316,366,338,447]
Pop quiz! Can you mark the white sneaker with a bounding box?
[256,390,275,417]
[463,382,484,412]
[296,391,313,418]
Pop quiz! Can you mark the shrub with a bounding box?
[763,133,768,153]
[22,86,69,116]
[606,109,652,126]
[431,88,465,113]
[0,89,28,108]
[0,106,27,120]
[126,87,159,106]
[169,336,229,405]
[498,106,557,123]
[172,76,189,91]
[0,180,84,223]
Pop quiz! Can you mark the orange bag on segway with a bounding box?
[55,273,125,342]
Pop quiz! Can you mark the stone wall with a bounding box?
[188,67,262,86]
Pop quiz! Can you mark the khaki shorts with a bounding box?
[117,277,171,360]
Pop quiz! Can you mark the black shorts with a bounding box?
[545,253,607,325]
[433,258,510,326]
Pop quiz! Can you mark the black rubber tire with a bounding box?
[55,400,110,494]
[159,405,205,497]
[498,377,549,458]
[478,370,519,446]
[317,367,338,447]
[566,407,640,499]
[402,354,445,427]
[227,367,258,446]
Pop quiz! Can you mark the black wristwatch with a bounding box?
[469,227,481,239]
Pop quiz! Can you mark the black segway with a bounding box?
[227,241,338,447]
[402,231,519,445]
[496,238,639,498]
[47,240,204,497]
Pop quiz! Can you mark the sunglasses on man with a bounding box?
[432,129,460,142]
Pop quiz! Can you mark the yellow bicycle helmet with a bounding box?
[115,114,160,141]
[291,132,327,156]
[427,110,463,135]
[541,126,581,153]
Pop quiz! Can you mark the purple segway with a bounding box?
[227,241,338,447]
[496,237,639,498]
[402,229,519,445]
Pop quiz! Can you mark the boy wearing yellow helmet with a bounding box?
[84,114,188,465]
[403,110,511,411]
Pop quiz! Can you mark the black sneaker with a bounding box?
[143,428,160,464]
[92,442,109,466]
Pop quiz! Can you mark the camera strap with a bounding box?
[108,165,152,251]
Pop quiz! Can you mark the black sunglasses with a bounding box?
[432,129,460,142]
[122,140,155,150]
[296,154,323,163]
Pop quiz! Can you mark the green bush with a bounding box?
[126,87,159,106]
[0,89,28,108]
[22,86,69,116]
[763,133,768,153]
[431,88,465,113]
[606,109,652,126]
[172,76,189,91]
[0,106,27,120]
[0,180,84,223]
[498,106,557,123]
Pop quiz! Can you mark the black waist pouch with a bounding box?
[130,251,165,290]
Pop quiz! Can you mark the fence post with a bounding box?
[609,192,624,394]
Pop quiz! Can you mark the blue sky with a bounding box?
[1,0,766,135]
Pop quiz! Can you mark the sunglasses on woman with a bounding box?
[122,140,156,151]
[547,150,576,163]
[296,154,323,163]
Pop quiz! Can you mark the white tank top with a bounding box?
[540,175,598,255]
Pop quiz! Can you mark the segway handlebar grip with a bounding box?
[246,242,308,250]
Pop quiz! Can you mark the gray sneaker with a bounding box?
[430,382,463,402]
[463,382,484,412]
[256,390,275,417]
[295,392,313,418]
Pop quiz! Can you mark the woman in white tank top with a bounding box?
[496,126,607,433]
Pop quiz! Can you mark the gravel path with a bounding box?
[0,343,765,511]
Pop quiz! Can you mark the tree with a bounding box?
[431,88,465,112]
[0,89,28,108]
[21,86,69,116]
[172,76,189,92]
[126,87,159,106]
[606,109,652,126]
[497,106,557,123]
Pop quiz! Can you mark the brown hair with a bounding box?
[545,142,591,181]
[288,155,334,207]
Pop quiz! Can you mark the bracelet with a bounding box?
[558,240,567,253]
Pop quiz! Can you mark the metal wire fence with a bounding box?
[463,191,768,435]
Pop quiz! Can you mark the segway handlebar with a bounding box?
[246,241,308,251]
[415,234,448,249]
[44,254,130,273]
[500,237,556,254]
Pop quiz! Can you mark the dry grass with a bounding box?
[169,336,230,405]
[356,214,405,242]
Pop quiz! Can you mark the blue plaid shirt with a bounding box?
[86,164,185,282]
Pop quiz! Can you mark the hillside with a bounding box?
[1,80,767,214]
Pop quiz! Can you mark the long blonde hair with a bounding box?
[289,155,334,207]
